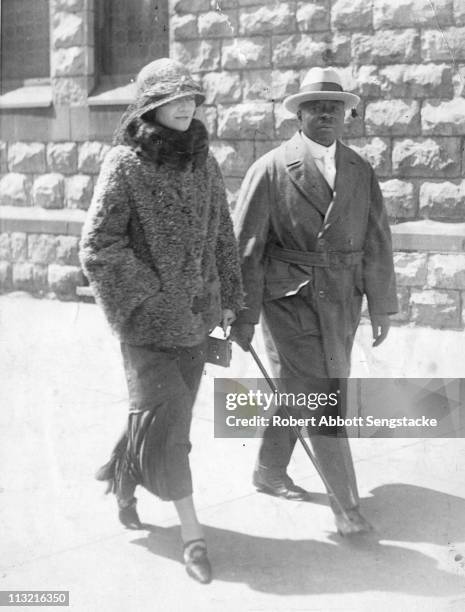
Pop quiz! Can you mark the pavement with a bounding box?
[0,292,464,612]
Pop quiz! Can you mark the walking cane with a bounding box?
[248,342,352,523]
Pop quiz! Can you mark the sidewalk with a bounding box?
[0,293,464,612]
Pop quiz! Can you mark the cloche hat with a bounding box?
[135,57,205,115]
[283,67,360,114]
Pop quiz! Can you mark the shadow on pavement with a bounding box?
[130,483,465,596]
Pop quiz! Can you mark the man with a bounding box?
[230,67,398,535]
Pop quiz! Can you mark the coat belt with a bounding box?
[267,244,364,267]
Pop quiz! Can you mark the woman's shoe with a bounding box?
[117,497,142,529]
[183,539,212,584]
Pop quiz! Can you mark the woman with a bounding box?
[80,58,243,584]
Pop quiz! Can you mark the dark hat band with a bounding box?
[301,81,344,93]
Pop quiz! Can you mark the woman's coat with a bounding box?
[80,145,243,347]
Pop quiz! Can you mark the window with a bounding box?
[0,0,52,108]
[90,0,169,105]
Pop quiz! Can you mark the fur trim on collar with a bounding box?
[122,118,209,171]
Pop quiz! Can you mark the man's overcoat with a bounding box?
[234,132,398,378]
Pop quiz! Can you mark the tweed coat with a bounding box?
[234,132,398,378]
[80,144,243,347]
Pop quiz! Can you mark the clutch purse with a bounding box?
[206,335,232,367]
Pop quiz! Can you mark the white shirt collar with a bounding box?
[301,132,336,160]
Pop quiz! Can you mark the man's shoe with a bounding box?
[335,508,373,536]
[253,470,311,501]
[183,539,212,584]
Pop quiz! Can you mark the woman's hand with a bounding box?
[221,308,236,335]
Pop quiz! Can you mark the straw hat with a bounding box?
[283,67,360,114]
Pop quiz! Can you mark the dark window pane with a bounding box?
[1,0,50,81]
[98,0,169,77]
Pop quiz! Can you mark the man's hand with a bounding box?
[371,314,390,347]
[229,322,255,352]
[221,308,236,335]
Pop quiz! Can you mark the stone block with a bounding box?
[52,47,89,77]
[456,0,465,25]
[410,289,460,328]
[222,38,271,69]
[0,174,32,207]
[53,76,91,106]
[172,14,198,40]
[32,174,65,209]
[239,4,295,35]
[78,142,111,174]
[32,265,49,293]
[12,263,35,291]
[8,143,46,174]
[56,235,80,266]
[275,105,298,140]
[373,0,453,28]
[348,137,391,176]
[342,104,364,138]
[452,64,465,97]
[0,262,12,292]
[51,0,92,10]
[394,252,428,287]
[47,143,78,174]
[328,33,352,65]
[210,141,254,176]
[0,233,11,261]
[332,0,372,29]
[296,1,329,31]
[393,138,460,178]
[254,141,280,158]
[11,233,27,262]
[272,34,328,68]
[379,64,453,99]
[241,70,271,102]
[52,12,86,48]
[173,0,210,12]
[380,179,417,219]
[0,142,7,173]
[365,100,420,136]
[48,264,83,297]
[28,234,58,265]
[419,181,465,220]
[65,175,94,210]
[217,103,274,140]
[338,65,381,98]
[242,70,297,102]
[202,72,242,104]
[422,99,465,135]
[172,40,221,73]
[269,70,301,101]
[427,253,465,289]
[352,30,421,64]
[422,27,465,61]
[198,107,217,137]
[199,11,236,37]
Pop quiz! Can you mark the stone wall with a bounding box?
[169,0,465,328]
[0,0,465,328]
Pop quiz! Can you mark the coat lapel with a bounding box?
[284,132,333,216]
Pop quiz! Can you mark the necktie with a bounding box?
[316,150,336,190]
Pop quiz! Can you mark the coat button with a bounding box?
[319,290,326,298]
